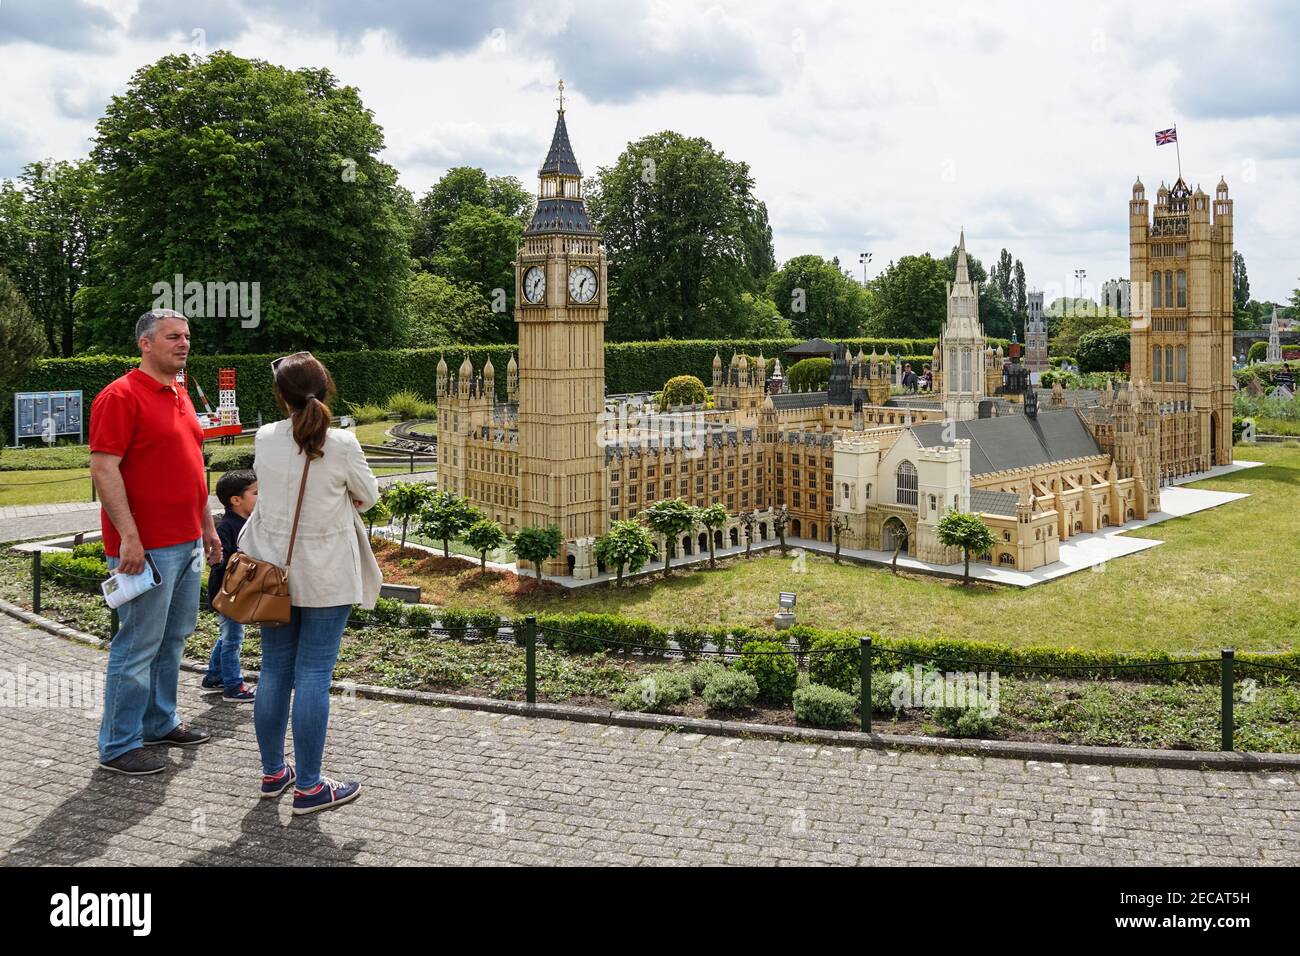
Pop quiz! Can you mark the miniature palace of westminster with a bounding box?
[436,102,1236,578]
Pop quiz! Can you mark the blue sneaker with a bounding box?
[292,777,361,816]
[200,674,224,694]
[261,764,296,799]
[222,682,255,703]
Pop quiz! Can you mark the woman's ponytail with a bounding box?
[272,354,337,460]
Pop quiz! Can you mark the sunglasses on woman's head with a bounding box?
[271,351,313,374]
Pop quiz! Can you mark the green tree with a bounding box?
[733,291,791,338]
[80,51,411,354]
[0,271,49,431]
[772,504,790,556]
[831,514,849,564]
[942,244,986,284]
[0,160,100,357]
[739,510,757,554]
[658,374,708,410]
[765,254,871,339]
[593,518,657,586]
[586,130,775,341]
[427,204,523,343]
[510,524,562,582]
[696,503,727,568]
[361,498,390,536]
[1051,302,1125,356]
[786,357,832,392]
[868,254,949,337]
[464,517,507,573]
[640,497,697,577]
[978,282,1016,340]
[397,271,494,348]
[1233,251,1250,319]
[935,511,996,585]
[412,166,531,267]
[384,481,435,553]
[1077,328,1131,373]
[1012,259,1027,320]
[418,490,482,558]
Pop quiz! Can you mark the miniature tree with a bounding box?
[417,490,482,558]
[511,524,562,582]
[739,510,757,555]
[0,273,47,423]
[641,498,697,577]
[771,505,790,556]
[384,481,435,554]
[831,514,850,564]
[936,510,996,586]
[593,519,657,586]
[361,498,391,536]
[464,517,507,573]
[696,503,728,569]
[658,374,708,411]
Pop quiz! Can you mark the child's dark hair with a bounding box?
[215,469,257,509]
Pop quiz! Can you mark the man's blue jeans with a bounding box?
[98,539,201,762]
[205,614,245,688]
[254,604,352,790]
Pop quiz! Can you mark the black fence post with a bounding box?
[90,478,97,503]
[110,607,119,643]
[860,636,872,733]
[525,615,537,706]
[1221,648,1234,752]
[31,550,41,616]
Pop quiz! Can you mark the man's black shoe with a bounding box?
[99,748,167,775]
[143,724,211,747]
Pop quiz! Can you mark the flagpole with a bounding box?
[1174,125,1182,181]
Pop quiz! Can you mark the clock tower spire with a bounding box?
[515,94,608,576]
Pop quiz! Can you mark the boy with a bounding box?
[202,470,258,702]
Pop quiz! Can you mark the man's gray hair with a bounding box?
[136,308,186,342]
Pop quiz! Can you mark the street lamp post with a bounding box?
[1075,268,1087,300]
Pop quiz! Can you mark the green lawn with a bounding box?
[390,442,1300,656]
[0,419,404,507]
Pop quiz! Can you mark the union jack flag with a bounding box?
[1155,127,1178,145]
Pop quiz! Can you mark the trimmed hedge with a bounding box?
[7,335,1007,442]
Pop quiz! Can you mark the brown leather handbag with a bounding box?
[212,459,310,626]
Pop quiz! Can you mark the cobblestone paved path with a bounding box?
[2,617,1298,866]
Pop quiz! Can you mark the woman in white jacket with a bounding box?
[240,352,380,816]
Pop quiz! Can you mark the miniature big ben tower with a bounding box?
[1128,174,1234,467]
[515,83,608,575]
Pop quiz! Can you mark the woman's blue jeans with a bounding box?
[253,604,352,790]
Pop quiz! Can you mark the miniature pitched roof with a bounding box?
[785,338,837,358]
[970,488,1020,517]
[909,408,1102,476]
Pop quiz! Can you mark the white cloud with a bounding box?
[1,0,1296,300]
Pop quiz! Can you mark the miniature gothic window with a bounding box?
[1165,346,1174,382]
[1165,271,1174,308]
[1177,345,1187,383]
[929,494,937,512]
[843,483,850,503]
[1152,271,1162,307]
[896,461,918,506]
[961,349,972,392]
[1152,345,1163,382]
[1176,270,1187,308]
[999,553,1016,565]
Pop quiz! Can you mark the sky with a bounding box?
[1,0,1297,304]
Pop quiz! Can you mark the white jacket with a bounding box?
[238,421,382,609]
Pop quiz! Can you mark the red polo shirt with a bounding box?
[90,368,208,557]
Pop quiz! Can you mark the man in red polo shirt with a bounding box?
[91,309,223,775]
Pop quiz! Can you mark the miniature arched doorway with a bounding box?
[729,527,739,547]
[882,516,908,554]
[759,522,768,541]
[1126,508,1135,521]
[1074,520,1083,532]
[1210,411,1219,462]
[698,532,708,553]
[714,530,724,549]
[681,536,692,556]
[810,523,819,541]
[792,518,803,538]
[566,553,576,575]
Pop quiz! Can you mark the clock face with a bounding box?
[523,266,545,304]
[568,265,598,304]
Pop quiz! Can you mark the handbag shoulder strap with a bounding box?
[285,456,312,567]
